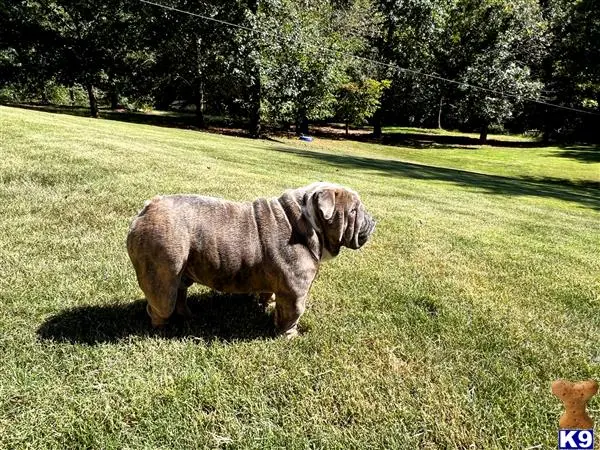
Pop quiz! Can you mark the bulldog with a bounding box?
[126,182,375,338]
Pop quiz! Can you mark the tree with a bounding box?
[437,0,547,141]
[3,0,145,117]
[335,78,390,134]
[44,0,131,117]
[372,0,453,133]
[259,0,380,134]
[458,53,542,143]
[540,0,600,142]
[0,0,67,102]
[1,0,597,142]
[370,0,548,138]
[139,0,251,127]
[247,0,261,137]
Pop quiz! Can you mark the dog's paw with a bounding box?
[282,327,299,340]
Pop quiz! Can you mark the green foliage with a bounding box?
[259,0,381,128]
[458,52,543,130]
[335,78,390,130]
[475,1,544,131]
[0,0,597,139]
[373,0,552,137]
[374,0,453,126]
[440,0,546,135]
[0,85,19,103]
[541,0,600,140]
[38,81,88,106]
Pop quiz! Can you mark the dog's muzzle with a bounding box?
[357,213,376,248]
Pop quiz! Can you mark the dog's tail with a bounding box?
[135,195,164,218]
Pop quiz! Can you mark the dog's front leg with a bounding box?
[175,277,194,319]
[274,294,307,339]
[175,286,193,319]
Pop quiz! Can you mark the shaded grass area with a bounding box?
[275,134,600,187]
[307,123,543,149]
[557,145,600,163]
[274,146,600,210]
[0,105,599,449]
[4,102,549,148]
[2,102,248,136]
[7,102,600,160]
[37,293,276,345]
[379,131,540,148]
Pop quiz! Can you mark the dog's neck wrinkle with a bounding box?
[320,229,338,260]
[277,194,321,262]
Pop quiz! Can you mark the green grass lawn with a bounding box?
[1,105,599,449]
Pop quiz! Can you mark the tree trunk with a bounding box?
[107,72,119,109]
[41,85,49,105]
[301,116,309,135]
[110,90,119,110]
[247,0,261,138]
[345,121,349,136]
[194,83,205,129]
[437,96,444,129]
[86,82,99,118]
[542,128,551,145]
[248,75,261,137]
[542,106,554,144]
[69,87,75,106]
[194,35,206,128]
[157,88,176,111]
[372,108,382,138]
[479,123,489,144]
[296,114,309,135]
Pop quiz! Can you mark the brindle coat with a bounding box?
[126,182,375,337]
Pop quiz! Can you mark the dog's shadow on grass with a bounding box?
[37,293,276,345]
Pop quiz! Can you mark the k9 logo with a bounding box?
[558,430,594,450]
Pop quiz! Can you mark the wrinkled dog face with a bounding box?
[303,183,376,259]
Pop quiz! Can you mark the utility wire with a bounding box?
[328,53,600,116]
[139,0,256,33]
[139,0,600,117]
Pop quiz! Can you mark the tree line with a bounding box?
[1,0,598,142]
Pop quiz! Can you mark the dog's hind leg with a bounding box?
[139,266,181,328]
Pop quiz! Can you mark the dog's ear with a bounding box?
[317,189,336,221]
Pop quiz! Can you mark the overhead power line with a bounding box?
[139,0,256,33]
[329,54,600,116]
[138,0,600,117]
